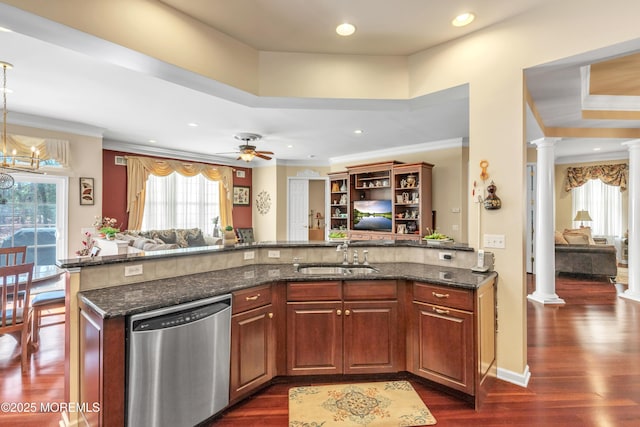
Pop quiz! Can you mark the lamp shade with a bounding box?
[573,210,592,222]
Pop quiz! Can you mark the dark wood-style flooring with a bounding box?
[2,274,639,426]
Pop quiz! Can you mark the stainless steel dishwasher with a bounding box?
[127,294,232,427]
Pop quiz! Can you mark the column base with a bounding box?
[620,289,640,303]
[527,292,565,305]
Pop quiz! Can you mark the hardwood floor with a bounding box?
[2,274,639,426]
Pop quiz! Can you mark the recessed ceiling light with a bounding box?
[452,12,475,27]
[287,144,293,148]
[593,147,601,151]
[149,139,157,143]
[0,27,12,33]
[336,23,356,36]
[187,122,198,127]
[354,129,363,134]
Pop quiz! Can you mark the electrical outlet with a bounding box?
[268,250,280,258]
[483,234,505,248]
[124,264,143,276]
[439,252,453,261]
[244,251,255,260]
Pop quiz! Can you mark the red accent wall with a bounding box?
[102,150,252,230]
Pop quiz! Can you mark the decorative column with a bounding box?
[528,137,565,305]
[621,139,640,302]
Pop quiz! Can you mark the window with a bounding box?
[141,172,220,234]
[0,173,67,267]
[572,179,622,237]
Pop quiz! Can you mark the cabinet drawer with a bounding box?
[233,284,272,314]
[413,282,473,311]
[287,281,342,301]
[343,280,397,300]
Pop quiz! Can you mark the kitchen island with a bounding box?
[58,240,497,426]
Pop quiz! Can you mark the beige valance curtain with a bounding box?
[7,134,70,167]
[564,163,628,192]
[125,156,233,230]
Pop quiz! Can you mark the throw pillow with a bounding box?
[152,229,177,244]
[563,232,590,245]
[563,227,595,245]
[555,230,569,245]
[185,228,206,247]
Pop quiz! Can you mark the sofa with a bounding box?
[554,227,617,278]
[114,228,217,252]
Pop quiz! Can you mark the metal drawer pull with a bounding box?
[268,312,274,319]
[433,307,450,315]
[345,310,351,316]
[245,294,261,301]
[337,309,342,316]
[432,292,450,298]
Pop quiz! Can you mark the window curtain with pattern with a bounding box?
[564,163,628,192]
[125,156,233,230]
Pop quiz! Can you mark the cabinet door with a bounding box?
[287,301,343,375]
[412,301,474,394]
[343,301,399,374]
[230,304,275,402]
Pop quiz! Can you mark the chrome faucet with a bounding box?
[337,241,350,264]
[362,250,369,265]
[352,250,359,265]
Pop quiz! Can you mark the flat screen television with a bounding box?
[353,200,393,231]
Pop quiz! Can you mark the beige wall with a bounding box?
[8,123,103,258]
[331,144,468,243]
[6,0,640,382]
[555,159,629,233]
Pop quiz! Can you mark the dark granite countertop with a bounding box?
[79,262,497,319]
[58,239,473,269]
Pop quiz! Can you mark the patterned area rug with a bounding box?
[288,381,437,426]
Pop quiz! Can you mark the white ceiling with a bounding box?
[0,0,635,167]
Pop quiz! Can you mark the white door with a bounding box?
[288,178,310,241]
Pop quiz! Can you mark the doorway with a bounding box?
[287,176,329,241]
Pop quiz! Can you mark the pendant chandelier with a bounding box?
[1,61,41,190]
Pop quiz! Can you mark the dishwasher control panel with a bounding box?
[132,299,231,332]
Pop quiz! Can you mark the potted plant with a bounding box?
[223,225,236,246]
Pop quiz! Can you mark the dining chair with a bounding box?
[0,262,35,374]
[0,245,27,267]
[0,246,27,307]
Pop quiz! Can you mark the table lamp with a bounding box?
[573,210,592,228]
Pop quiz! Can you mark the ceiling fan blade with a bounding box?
[255,153,272,160]
[256,150,274,155]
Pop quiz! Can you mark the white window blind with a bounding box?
[141,172,220,234]
[572,179,622,237]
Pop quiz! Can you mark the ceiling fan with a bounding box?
[223,133,274,162]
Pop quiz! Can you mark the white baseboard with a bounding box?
[497,364,531,388]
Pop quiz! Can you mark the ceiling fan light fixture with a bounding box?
[239,152,254,162]
[452,12,475,27]
[336,23,356,36]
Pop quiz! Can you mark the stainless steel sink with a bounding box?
[296,264,379,275]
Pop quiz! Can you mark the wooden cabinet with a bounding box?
[336,160,433,241]
[328,172,349,234]
[393,162,433,238]
[409,280,496,407]
[230,285,276,402]
[286,280,401,375]
[78,302,125,427]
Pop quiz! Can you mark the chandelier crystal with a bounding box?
[1,61,41,189]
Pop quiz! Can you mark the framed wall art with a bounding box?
[79,177,95,205]
[233,186,251,206]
